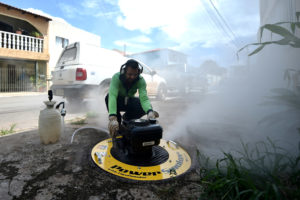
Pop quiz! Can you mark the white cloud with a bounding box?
[216,0,260,36]
[81,0,118,9]
[81,0,120,19]
[114,35,153,51]
[117,0,199,33]
[114,40,149,52]
[25,8,70,24]
[95,11,120,19]
[82,0,100,8]
[116,0,260,51]
[132,35,152,43]
[58,3,78,18]
[83,0,119,7]
[57,0,119,19]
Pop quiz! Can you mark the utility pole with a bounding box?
[123,44,126,56]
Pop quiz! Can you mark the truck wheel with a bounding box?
[156,85,167,101]
[66,97,83,111]
[99,79,111,96]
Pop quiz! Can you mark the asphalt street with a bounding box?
[0,94,86,132]
[0,91,205,133]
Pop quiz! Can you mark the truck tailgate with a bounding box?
[52,67,77,85]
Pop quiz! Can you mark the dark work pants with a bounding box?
[105,94,146,123]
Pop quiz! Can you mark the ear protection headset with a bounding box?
[120,59,143,74]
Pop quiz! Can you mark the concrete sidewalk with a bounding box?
[12,113,88,134]
[0,119,200,200]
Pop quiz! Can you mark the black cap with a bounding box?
[48,90,53,102]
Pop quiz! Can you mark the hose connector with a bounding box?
[56,102,66,117]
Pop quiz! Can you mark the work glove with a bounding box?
[147,111,159,120]
[108,116,119,138]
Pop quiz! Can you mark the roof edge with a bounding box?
[0,2,52,21]
[129,48,187,56]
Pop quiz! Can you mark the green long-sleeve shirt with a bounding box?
[108,72,152,116]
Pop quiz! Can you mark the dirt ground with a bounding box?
[0,95,204,200]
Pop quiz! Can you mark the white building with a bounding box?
[0,5,101,93]
[26,8,101,81]
[260,0,299,26]
[48,18,101,72]
[259,0,300,41]
[257,0,300,91]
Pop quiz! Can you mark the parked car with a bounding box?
[50,42,167,105]
[137,61,167,100]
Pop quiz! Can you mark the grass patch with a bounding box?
[199,139,300,200]
[70,117,87,125]
[86,111,99,119]
[155,184,179,199]
[0,124,17,136]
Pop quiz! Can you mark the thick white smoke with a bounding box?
[164,45,300,159]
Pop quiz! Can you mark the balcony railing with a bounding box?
[0,31,44,53]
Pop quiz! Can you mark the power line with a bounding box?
[202,0,238,49]
[208,0,238,41]
[202,0,239,49]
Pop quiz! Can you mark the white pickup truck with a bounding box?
[50,42,167,105]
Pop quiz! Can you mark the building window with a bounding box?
[56,36,69,48]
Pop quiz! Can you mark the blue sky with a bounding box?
[1,0,260,67]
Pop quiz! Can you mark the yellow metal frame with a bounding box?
[91,139,192,181]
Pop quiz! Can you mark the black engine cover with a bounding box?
[114,119,163,157]
[126,123,162,154]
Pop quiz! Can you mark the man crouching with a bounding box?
[105,59,158,137]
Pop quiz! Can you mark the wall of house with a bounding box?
[260,0,299,25]
[129,51,167,68]
[252,0,300,93]
[129,49,187,69]
[259,0,300,41]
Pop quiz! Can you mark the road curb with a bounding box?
[0,114,88,137]
[0,92,47,98]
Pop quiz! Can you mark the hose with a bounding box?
[70,126,109,144]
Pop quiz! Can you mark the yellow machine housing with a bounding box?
[91,139,191,181]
